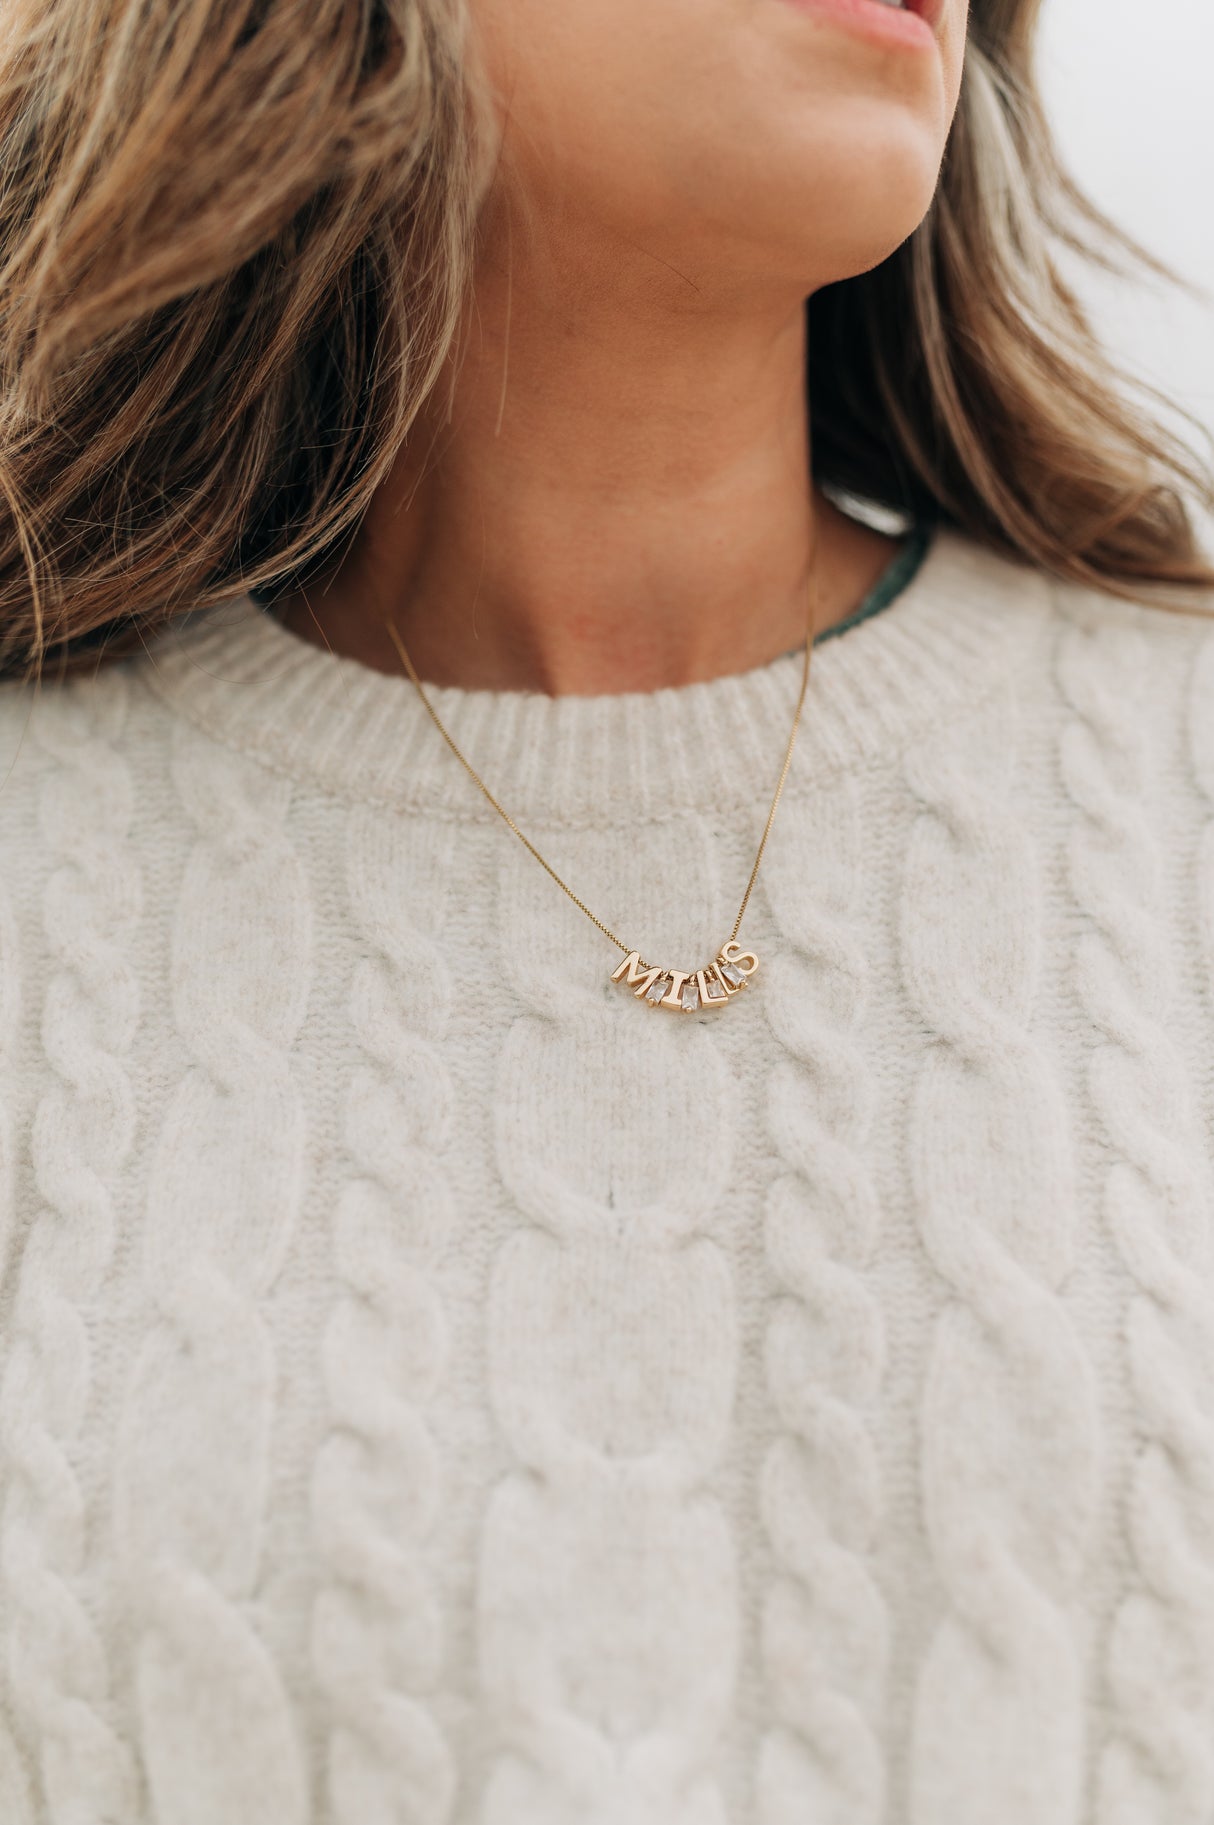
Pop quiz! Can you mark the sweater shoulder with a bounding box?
[1024,563,1214,725]
[1041,564,1214,649]
[1015,569,1214,792]
[0,656,175,846]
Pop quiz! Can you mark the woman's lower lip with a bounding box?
[778,0,936,51]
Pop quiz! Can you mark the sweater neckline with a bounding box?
[140,521,1050,829]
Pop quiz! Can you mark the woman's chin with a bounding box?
[664,164,942,295]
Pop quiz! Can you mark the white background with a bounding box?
[1035,0,1214,541]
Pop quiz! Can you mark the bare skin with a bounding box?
[275,0,970,695]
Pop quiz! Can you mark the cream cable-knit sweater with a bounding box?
[2,520,1214,1825]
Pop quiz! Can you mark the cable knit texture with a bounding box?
[1,523,1213,1824]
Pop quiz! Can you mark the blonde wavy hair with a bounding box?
[1,0,1212,685]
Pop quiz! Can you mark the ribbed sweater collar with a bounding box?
[140,523,1050,829]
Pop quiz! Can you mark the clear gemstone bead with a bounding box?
[681,978,699,1011]
[645,975,669,1003]
[719,961,745,987]
[702,971,726,1001]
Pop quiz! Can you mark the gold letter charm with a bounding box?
[610,951,662,999]
[696,966,729,1007]
[718,942,758,985]
[661,970,691,1009]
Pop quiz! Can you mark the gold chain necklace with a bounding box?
[383,550,819,1014]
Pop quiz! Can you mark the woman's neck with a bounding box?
[274,225,907,696]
